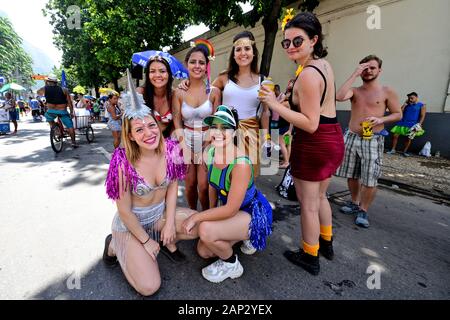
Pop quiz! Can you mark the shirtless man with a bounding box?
[335,55,402,228]
[37,74,78,148]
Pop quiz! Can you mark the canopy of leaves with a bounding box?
[0,16,34,86]
[45,0,193,90]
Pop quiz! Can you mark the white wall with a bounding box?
[173,0,450,113]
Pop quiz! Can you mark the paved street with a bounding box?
[0,116,449,300]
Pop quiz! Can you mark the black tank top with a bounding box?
[45,85,67,104]
[288,65,337,124]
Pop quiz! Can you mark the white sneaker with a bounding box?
[240,240,257,255]
[201,255,244,283]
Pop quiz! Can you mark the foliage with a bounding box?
[0,16,34,86]
[188,0,321,76]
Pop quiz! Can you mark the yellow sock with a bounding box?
[320,225,333,241]
[302,241,319,257]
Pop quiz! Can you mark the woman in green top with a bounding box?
[182,105,272,283]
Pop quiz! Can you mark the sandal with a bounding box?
[159,243,186,263]
[103,234,118,266]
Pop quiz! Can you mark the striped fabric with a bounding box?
[335,130,384,187]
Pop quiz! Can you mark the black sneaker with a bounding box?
[283,249,320,276]
[319,237,334,260]
[160,243,186,263]
[102,234,118,266]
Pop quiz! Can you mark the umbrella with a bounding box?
[73,85,86,94]
[84,95,94,100]
[99,88,119,95]
[0,82,26,93]
[131,50,188,79]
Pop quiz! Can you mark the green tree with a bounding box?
[52,65,78,92]
[44,0,106,95]
[45,0,194,92]
[0,16,34,86]
[189,0,321,76]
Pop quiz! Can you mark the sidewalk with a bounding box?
[381,151,450,200]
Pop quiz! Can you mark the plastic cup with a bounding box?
[259,78,275,97]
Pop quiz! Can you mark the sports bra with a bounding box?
[181,93,213,128]
[289,65,337,124]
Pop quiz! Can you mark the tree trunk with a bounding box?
[260,0,283,77]
[94,85,99,98]
[112,78,119,91]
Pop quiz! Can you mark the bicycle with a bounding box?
[50,114,94,153]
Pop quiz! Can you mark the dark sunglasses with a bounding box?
[281,36,304,49]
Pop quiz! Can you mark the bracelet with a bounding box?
[141,236,151,245]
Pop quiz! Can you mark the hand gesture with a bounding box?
[364,116,384,126]
[354,63,371,77]
[160,221,176,247]
[178,79,190,91]
[181,214,197,235]
[143,238,160,261]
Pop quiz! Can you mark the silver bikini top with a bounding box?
[133,176,170,197]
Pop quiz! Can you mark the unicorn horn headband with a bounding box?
[122,69,151,120]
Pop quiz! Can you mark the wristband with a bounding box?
[141,236,150,245]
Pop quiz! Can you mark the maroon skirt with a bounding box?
[290,123,344,181]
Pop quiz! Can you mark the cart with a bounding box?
[50,113,94,153]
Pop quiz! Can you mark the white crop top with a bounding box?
[181,94,213,128]
[222,78,261,120]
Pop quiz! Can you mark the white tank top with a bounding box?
[181,93,213,128]
[222,77,261,120]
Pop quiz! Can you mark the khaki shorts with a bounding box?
[335,130,384,187]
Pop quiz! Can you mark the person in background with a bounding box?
[387,92,426,157]
[106,93,122,149]
[335,54,402,228]
[37,74,78,147]
[4,92,18,134]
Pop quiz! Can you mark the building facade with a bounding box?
[171,0,450,157]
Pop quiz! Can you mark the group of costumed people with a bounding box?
[103,10,345,296]
[103,69,272,296]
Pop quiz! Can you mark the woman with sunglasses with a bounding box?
[181,105,272,283]
[137,55,175,138]
[259,12,344,276]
